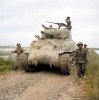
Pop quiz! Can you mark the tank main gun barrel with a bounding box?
[41,31,51,35]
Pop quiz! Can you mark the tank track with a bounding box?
[19,53,35,72]
[59,53,70,75]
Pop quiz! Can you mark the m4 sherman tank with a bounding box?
[20,27,77,75]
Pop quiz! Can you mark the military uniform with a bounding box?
[65,17,72,30]
[13,46,24,69]
[75,48,88,78]
[66,20,72,30]
[84,48,89,55]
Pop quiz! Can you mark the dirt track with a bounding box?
[0,68,86,100]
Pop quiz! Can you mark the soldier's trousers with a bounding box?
[76,63,86,78]
[14,55,21,69]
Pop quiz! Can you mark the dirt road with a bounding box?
[0,68,86,100]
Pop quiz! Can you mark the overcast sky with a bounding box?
[0,0,99,47]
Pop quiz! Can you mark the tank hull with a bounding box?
[28,50,59,67]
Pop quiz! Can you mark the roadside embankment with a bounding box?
[85,49,99,100]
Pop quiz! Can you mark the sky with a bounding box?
[0,0,99,48]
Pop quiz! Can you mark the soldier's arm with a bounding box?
[67,21,71,27]
[74,50,78,62]
[74,50,78,65]
[69,21,71,26]
[21,48,24,53]
[42,25,49,29]
[12,48,17,53]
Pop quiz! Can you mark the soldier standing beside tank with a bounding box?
[84,44,89,54]
[65,16,72,30]
[12,43,24,70]
[75,42,88,79]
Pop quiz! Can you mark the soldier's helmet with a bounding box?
[17,43,21,46]
[84,44,87,46]
[77,42,83,46]
[67,16,70,19]
[49,25,53,28]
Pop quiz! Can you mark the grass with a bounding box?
[85,49,99,100]
[0,56,14,74]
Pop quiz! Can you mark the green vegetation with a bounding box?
[0,56,13,74]
[85,50,99,100]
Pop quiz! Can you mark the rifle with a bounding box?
[47,21,66,29]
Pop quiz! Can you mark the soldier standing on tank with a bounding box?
[12,43,24,70]
[65,16,72,30]
[42,24,53,29]
[75,42,88,79]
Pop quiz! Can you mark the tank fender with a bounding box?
[58,51,70,55]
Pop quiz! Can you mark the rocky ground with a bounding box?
[0,67,87,100]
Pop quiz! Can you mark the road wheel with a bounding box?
[59,53,70,75]
[19,53,35,72]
